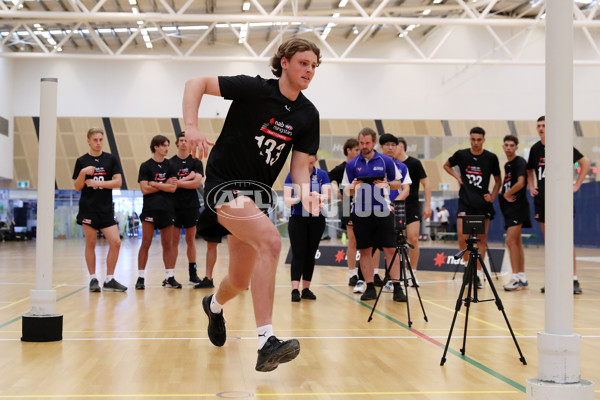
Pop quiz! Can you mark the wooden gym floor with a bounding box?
[0,237,598,399]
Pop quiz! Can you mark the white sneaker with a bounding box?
[353,280,365,293]
[382,280,394,293]
[504,277,522,291]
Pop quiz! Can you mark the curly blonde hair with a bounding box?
[270,38,321,78]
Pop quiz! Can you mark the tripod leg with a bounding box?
[460,254,476,356]
[440,266,471,366]
[486,247,499,280]
[399,254,412,327]
[368,249,398,322]
[404,248,428,322]
[477,254,527,365]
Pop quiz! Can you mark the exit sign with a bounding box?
[17,181,30,188]
[439,183,450,190]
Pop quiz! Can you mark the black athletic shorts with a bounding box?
[173,207,200,229]
[457,199,495,220]
[77,212,117,230]
[405,202,421,225]
[500,199,532,230]
[351,212,395,250]
[340,215,352,229]
[140,209,174,230]
[198,181,275,238]
[201,235,224,243]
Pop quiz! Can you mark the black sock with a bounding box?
[366,282,375,289]
[189,263,197,271]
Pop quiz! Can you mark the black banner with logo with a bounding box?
[285,245,505,273]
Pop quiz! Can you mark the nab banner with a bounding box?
[285,245,505,273]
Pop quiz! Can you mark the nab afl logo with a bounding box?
[206,180,279,220]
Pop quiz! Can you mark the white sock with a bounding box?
[517,272,527,282]
[573,275,578,281]
[374,268,380,275]
[90,274,97,281]
[105,275,114,283]
[210,295,223,314]
[138,270,145,278]
[257,324,274,350]
[349,269,357,278]
[166,269,174,278]
[512,273,518,280]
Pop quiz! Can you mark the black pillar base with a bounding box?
[21,313,63,342]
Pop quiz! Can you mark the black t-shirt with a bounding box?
[170,154,204,209]
[328,161,346,185]
[526,141,584,200]
[402,156,427,206]
[501,156,528,204]
[448,149,500,209]
[72,152,123,214]
[205,75,319,190]
[138,158,177,211]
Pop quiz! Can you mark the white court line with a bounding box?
[576,257,600,263]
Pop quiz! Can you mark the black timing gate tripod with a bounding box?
[368,228,428,327]
[440,234,527,366]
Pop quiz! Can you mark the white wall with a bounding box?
[9,26,600,121]
[0,50,14,180]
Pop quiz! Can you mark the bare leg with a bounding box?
[406,221,420,272]
[206,242,218,279]
[346,225,357,271]
[99,224,121,276]
[382,247,401,281]
[505,224,524,274]
[137,221,155,271]
[171,226,181,266]
[83,225,98,275]
[215,196,281,327]
[185,226,197,263]
[359,247,374,283]
[160,225,176,269]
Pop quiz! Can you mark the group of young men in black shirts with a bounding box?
[443,117,591,294]
[74,130,219,294]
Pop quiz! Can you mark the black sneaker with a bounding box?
[135,277,145,290]
[291,289,301,302]
[255,336,300,372]
[194,277,215,289]
[393,284,407,302]
[103,278,127,292]
[373,274,384,287]
[360,284,377,301]
[301,288,316,300]
[573,280,582,295]
[202,294,226,347]
[89,278,101,292]
[189,272,201,285]
[348,275,358,287]
[162,276,182,289]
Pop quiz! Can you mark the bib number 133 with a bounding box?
[255,135,285,166]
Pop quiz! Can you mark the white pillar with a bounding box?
[30,78,58,315]
[527,2,593,398]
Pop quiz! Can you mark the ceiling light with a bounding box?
[422,9,431,15]
[242,1,250,11]
[145,42,152,48]
[132,7,138,13]
[432,0,442,3]
[338,0,348,7]
[128,0,137,4]
[34,23,41,28]
[333,12,340,18]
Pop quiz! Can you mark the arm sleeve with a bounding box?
[448,151,459,167]
[319,168,331,185]
[195,159,204,176]
[492,154,501,176]
[72,158,83,180]
[292,109,320,155]
[342,160,355,185]
[138,163,149,183]
[111,155,124,177]
[573,147,584,163]
[415,159,427,180]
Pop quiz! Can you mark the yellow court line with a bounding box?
[0,284,66,311]
[416,295,525,336]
